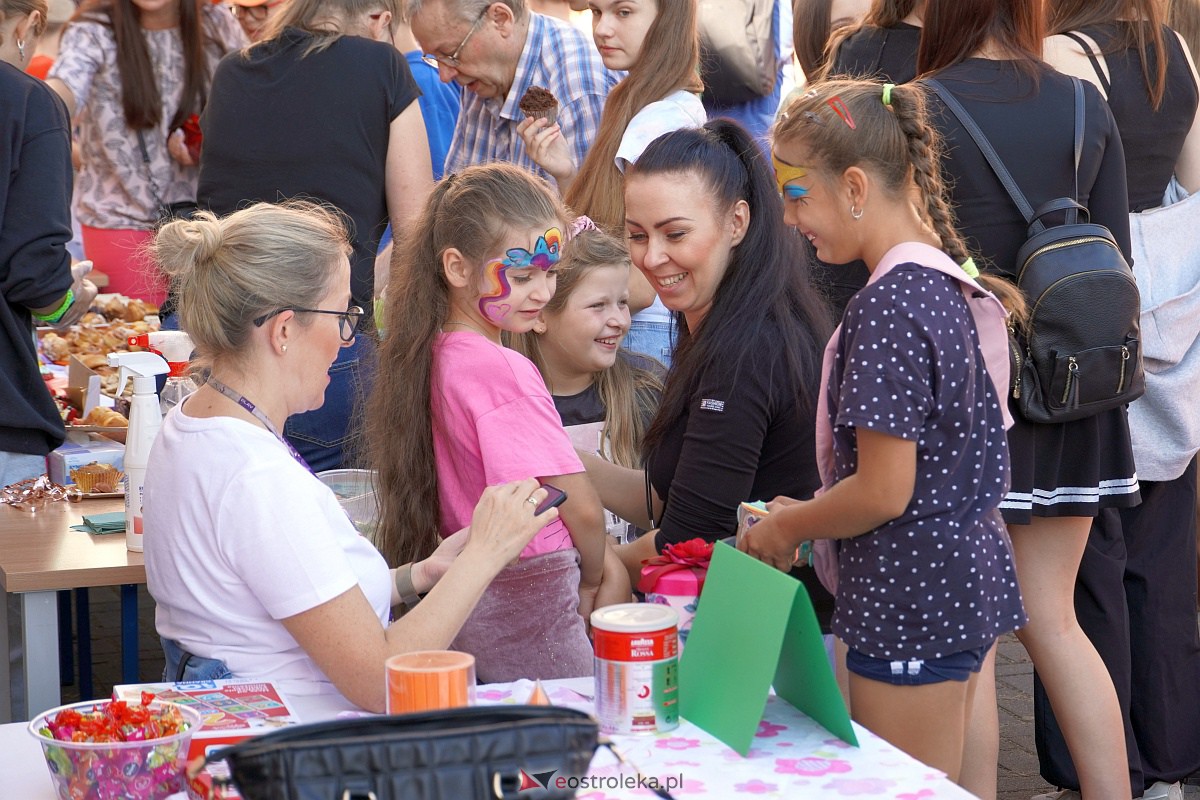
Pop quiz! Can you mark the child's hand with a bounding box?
[738,515,798,573]
[577,580,600,626]
[765,495,801,513]
[592,542,633,611]
[516,117,576,185]
[410,526,471,593]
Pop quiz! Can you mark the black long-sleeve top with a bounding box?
[0,63,73,456]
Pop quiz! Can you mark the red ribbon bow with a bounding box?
[636,537,714,595]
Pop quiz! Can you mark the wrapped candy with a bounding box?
[33,695,198,800]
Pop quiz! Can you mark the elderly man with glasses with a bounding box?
[408,0,618,183]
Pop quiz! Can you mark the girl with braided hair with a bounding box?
[740,79,1025,782]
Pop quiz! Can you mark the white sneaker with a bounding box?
[1142,781,1184,800]
[1031,791,1082,800]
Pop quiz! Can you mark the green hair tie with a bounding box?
[960,257,980,279]
[881,83,895,107]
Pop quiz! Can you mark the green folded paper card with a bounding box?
[71,511,126,535]
[678,542,857,755]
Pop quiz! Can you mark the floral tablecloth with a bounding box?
[473,677,977,799]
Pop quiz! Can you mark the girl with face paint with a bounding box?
[368,163,625,684]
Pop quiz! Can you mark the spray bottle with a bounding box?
[108,351,169,552]
[127,331,197,414]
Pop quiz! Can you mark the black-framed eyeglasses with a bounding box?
[227,0,284,23]
[253,305,364,342]
[421,6,487,69]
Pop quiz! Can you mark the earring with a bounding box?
[281,344,288,353]
[850,205,864,221]
[16,39,25,63]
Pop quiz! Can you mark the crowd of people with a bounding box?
[2,0,1200,797]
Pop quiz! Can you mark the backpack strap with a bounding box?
[925,77,1086,231]
[1061,31,1112,96]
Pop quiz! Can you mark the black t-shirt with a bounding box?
[928,60,1132,280]
[1074,23,1199,212]
[553,351,663,543]
[197,30,420,308]
[0,63,73,455]
[647,321,821,550]
[830,23,921,85]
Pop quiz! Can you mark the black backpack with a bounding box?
[927,78,1144,424]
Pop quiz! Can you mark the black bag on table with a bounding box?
[208,705,603,800]
[926,77,1144,424]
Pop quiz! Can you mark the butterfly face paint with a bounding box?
[772,153,810,200]
[478,227,563,323]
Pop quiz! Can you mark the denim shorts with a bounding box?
[161,637,232,683]
[846,642,991,686]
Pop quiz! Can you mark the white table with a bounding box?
[4,677,977,798]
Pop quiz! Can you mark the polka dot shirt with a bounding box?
[828,263,1026,660]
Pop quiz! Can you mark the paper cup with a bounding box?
[385,650,476,714]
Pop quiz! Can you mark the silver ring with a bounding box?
[526,496,539,505]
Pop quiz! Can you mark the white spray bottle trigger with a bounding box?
[107,351,170,396]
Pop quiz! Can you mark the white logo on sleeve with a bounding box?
[699,399,725,412]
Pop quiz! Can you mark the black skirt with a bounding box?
[1000,401,1141,524]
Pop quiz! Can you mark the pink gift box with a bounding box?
[641,565,705,648]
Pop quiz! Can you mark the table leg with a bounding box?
[13,590,62,720]
[121,584,137,684]
[76,589,92,700]
[57,591,73,687]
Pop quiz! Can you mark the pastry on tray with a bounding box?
[70,462,124,494]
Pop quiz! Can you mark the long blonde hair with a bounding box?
[511,229,664,468]
[563,0,701,231]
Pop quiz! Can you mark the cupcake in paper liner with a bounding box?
[70,462,124,494]
[519,85,559,125]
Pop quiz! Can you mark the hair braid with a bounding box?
[891,85,1029,324]
[890,85,970,262]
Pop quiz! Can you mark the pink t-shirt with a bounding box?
[432,332,584,557]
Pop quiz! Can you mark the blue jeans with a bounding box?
[161,637,232,682]
[624,320,674,369]
[285,335,375,472]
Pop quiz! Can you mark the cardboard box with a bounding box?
[113,680,302,800]
[48,433,124,485]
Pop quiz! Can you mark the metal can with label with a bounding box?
[591,603,679,734]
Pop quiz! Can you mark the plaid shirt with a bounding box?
[444,14,619,182]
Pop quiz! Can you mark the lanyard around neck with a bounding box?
[205,377,312,472]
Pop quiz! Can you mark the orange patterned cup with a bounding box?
[385,651,476,714]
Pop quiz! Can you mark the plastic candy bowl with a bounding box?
[28,698,202,800]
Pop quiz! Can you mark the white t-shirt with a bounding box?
[617,90,706,327]
[143,402,391,697]
[615,90,707,171]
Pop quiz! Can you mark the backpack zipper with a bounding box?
[1117,345,1130,394]
[1009,326,1023,399]
[1062,356,1079,405]
[1018,236,1118,284]
[1026,268,1136,330]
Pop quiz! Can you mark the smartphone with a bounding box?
[534,483,568,515]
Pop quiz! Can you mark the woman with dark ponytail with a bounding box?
[745,78,1025,785]
[579,119,833,592]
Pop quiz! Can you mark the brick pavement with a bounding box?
[63,588,1195,800]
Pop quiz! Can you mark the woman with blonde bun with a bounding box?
[142,201,553,712]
